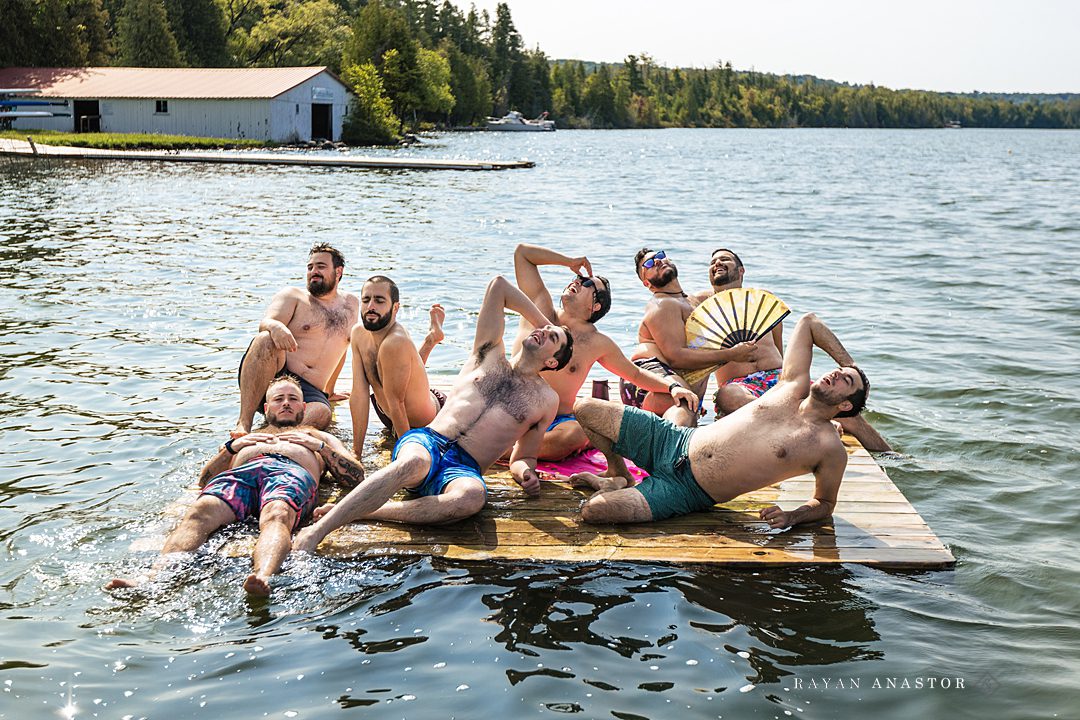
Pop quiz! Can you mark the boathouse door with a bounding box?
[73,100,100,132]
[311,103,332,141]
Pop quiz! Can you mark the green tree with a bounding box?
[118,0,183,66]
[230,0,347,68]
[341,61,400,145]
[416,46,455,118]
[165,0,229,66]
[346,0,421,118]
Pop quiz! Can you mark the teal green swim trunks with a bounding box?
[612,406,717,520]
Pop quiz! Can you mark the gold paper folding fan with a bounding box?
[682,288,790,385]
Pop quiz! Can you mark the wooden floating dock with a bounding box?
[195,377,953,570]
[0,138,534,171]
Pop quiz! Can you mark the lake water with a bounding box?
[1,128,1078,719]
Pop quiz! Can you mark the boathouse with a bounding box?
[0,66,351,142]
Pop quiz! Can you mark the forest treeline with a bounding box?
[4,0,1079,143]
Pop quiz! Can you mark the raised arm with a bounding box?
[760,444,846,529]
[644,302,758,369]
[513,243,585,322]
[471,275,551,360]
[779,313,854,384]
[258,288,302,351]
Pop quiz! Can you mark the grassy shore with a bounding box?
[0,129,272,150]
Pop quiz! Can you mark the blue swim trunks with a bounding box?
[392,427,487,498]
[547,413,576,432]
[200,453,319,530]
[612,406,716,521]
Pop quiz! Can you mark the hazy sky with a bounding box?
[451,0,1079,93]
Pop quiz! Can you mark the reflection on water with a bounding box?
[1,129,1079,718]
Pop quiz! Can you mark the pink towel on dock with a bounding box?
[536,448,649,483]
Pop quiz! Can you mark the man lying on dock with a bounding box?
[626,247,759,427]
[511,243,698,460]
[292,276,573,552]
[350,275,446,453]
[694,247,892,452]
[107,376,365,596]
[572,313,868,529]
[233,243,359,437]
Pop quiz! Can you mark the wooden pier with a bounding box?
[194,377,954,570]
[0,138,534,171]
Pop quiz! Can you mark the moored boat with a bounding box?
[486,110,555,132]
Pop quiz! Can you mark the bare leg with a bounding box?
[572,399,632,491]
[364,477,486,525]
[235,332,284,437]
[838,414,893,452]
[292,445,431,553]
[418,304,445,365]
[714,383,755,416]
[299,401,332,431]
[580,486,653,524]
[538,420,591,461]
[105,495,235,589]
[243,501,299,597]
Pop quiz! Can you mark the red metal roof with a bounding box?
[0,67,343,99]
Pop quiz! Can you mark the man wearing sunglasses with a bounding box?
[694,248,892,452]
[511,243,699,460]
[629,247,759,426]
[293,276,573,551]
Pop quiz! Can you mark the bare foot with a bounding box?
[104,578,139,590]
[312,503,333,521]
[569,472,629,493]
[292,527,321,553]
[427,304,445,345]
[243,573,271,597]
[231,423,250,439]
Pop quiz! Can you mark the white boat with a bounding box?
[486,110,555,132]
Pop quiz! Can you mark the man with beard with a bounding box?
[106,377,365,596]
[510,243,698,460]
[292,276,573,551]
[572,313,870,527]
[233,244,359,437]
[694,248,893,452]
[628,248,759,427]
[351,275,446,454]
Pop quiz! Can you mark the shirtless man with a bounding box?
[292,276,573,551]
[695,248,892,452]
[233,244,359,436]
[691,248,786,416]
[572,313,869,528]
[107,377,365,596]
[629,247,758,426]
[351,275,446,454]
[511,243,699,460]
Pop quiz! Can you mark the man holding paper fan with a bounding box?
[572,312,871,528]
[694,248,892,452]
[626,248,761,426]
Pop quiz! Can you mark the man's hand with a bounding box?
[275,431,323,451]
[670,385,697,409]
[569,256,593,277]
[726,340,759,364]
[759,505,791,529]
[268,323,298,352]
[231,432,276,451]
[515,468,542,497]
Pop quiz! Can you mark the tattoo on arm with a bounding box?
[322,446,365,488]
